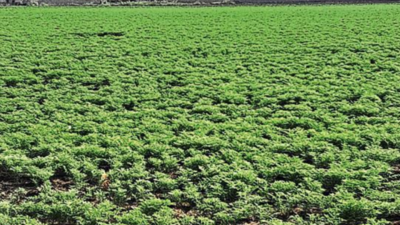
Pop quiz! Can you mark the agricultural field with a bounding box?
[1,5,400,225]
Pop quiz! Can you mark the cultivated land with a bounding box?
[1,5,400,225]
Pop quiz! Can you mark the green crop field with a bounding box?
[1,5,400,225]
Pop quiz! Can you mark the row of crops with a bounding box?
[1,5,400,225]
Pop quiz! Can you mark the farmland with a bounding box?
[1,5,400,224]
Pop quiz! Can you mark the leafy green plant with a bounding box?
[1,4,400,224]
